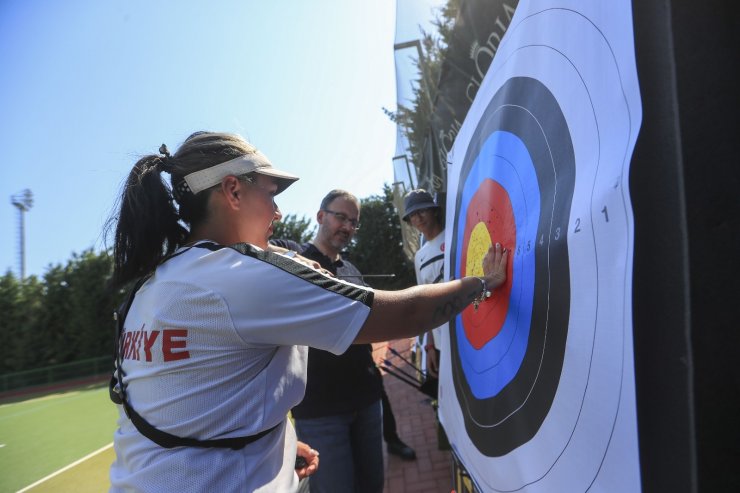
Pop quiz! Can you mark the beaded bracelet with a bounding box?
[472,277,492,311]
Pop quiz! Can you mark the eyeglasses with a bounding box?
[408,208,432,220]
[323,209,360,230]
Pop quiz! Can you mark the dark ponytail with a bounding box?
[110,154,187,287]
[107,132,259,287]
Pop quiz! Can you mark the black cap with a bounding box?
[402,189,439,222]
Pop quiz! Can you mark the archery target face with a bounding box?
[450,76,574,450]
[443,5,642,492]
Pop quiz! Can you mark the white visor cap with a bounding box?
[183,150,299,195]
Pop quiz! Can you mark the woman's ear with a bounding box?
[220,176,243,210]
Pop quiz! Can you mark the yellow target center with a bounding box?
[465,221,493,277]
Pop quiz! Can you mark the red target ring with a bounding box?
[459,178,515,349]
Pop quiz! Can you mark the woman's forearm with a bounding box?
[353,243,507,344]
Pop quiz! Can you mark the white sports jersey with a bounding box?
[109,241,373,492]
[414,231,447,350]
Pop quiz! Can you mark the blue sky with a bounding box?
[0,0,441,278]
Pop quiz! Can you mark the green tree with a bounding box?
[64,250,121,360]
[0,250,125,372]
[0,271,23,373]
[272,213,315,244]
[348,185,416,291]
[35,250,123,366]
[0,272,45,372]
[38,264,73,365]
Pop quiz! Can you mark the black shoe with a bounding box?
[386,439,416,461]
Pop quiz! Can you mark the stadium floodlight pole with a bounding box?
[10,189,33,280]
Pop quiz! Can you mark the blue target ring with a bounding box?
[455,131,539,399]
[449,76,575,456]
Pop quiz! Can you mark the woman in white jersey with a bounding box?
[107,131,508,492]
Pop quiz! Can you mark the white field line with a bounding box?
[16,442,113,493]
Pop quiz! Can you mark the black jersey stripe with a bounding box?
[419,254,444,272]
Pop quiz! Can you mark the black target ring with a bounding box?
[449,76,576,456]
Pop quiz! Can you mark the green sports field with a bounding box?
[0,384,118,492]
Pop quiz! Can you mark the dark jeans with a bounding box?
[295,399,383,493]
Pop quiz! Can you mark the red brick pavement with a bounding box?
[373,339,454,493]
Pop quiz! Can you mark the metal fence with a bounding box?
[0,356,111,394]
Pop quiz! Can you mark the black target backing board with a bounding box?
[438,3,644,492]
[629,1,740,492]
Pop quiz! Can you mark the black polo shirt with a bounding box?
[270,240,383,419]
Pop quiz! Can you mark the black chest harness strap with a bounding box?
[109,243,279,450]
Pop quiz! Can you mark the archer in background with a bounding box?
[403,189,446,384]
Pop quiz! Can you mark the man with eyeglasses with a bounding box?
[271,189,415,493]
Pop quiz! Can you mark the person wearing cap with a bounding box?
[403,189,446,380]
[272,189,416,493]
[107,131,508,492]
